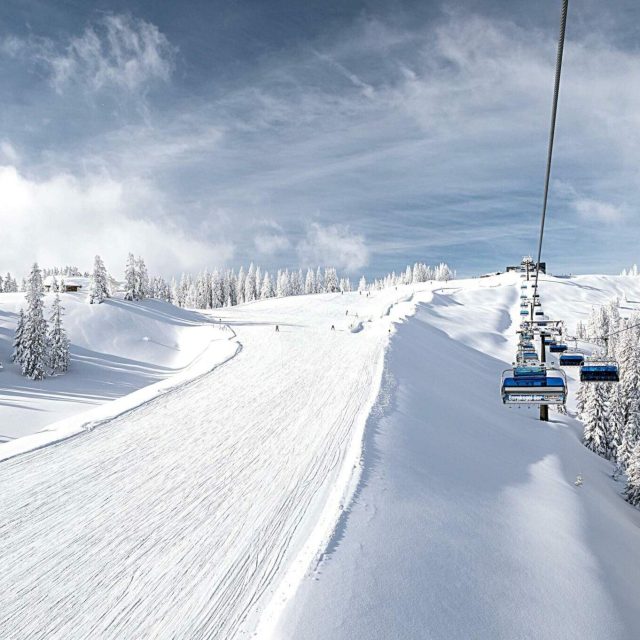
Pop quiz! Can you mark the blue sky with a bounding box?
[1,0,638,279]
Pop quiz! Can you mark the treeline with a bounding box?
[132,261,455,310]
[575,300,640,506]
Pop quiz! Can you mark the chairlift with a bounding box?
[580,359,620,383]
[550,343,568,353]
[559,353,584,366]
[501,365,567,405]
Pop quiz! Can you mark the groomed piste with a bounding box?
[1,272,640,639]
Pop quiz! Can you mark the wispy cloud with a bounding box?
[2,14,175,93]
[2,6,639,277]
[297,223,369,272]
[573,198,626,223]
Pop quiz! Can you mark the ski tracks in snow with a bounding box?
[0,292,405,639]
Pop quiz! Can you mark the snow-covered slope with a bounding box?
[0,292,229,441]
[2,273,640,640]
[273,273,640,640]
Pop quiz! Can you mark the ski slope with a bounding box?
[2,274,640,639]
[274,273,640,640]
[0,287,416,639]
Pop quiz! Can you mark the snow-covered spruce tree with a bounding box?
[212,270,225,308]
[135,257,149,300]
[607,383,625,459]
[236,267,246,304]
[583,383,615,459]
[48,293,70,374]
[276,270,290,298]
[124,253,137,300]
[324,267,339,293]
[244,263,257,302]
[575,381,587,419]
[315,266,323,293]
[4,273,17,292]
[226,270,238,307]
[358,276,367,292]
[20,263,49,380]
[261,272,274,299]
[12,308,25,365]
[88,255,110,304]
[624,443,640,507]
[304,268,315,295]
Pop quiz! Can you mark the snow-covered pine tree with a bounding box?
[226,270,238,307]
[617,421,637,471]
[358,276,367,292]
[295,269,304,295]
[236,266,246,304]
[12,308,25,364]
[324,267,339,293]
[48,293,70,374]
[5,273,17,292]
[305,268,315,295]
[20,263,49,380]
[575,381,587,418]
[135,257,149,300]
[583,382,614,459]
[624,442,640,507]
[245,263,257,302]
[261,272,274,299]
[88,255,110,304]
[212,270,224,308]
[276,270,290,298]
[607,383,625,460]
[124,253,137,300]
[315,266,323,293]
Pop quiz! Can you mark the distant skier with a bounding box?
[331,325,335,331]
[275,325,280,332]
[345,309,349,316]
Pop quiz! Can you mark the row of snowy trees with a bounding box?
[576,300,640,506]
[13,264,70,380]
[164,265,345,310]
[161,261,455,311]
[364,262,455,292]
[620,265,639,277]
[43,266,86,278]
[0,273,19,292]
[5,256,455,314]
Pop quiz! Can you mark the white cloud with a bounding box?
[254,233,290,255]
[297,223,369,272]
[0,165,233,277]
[2,14,175,93]
[0,141,19,164]
[573,198,625,223]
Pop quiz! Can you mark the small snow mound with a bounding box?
[349,321,364,334]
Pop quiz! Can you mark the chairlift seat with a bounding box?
[580,362,620,383]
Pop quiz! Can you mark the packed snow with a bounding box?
[0,291,233,443]
[274,273,640,640]
[1,273,640,639]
